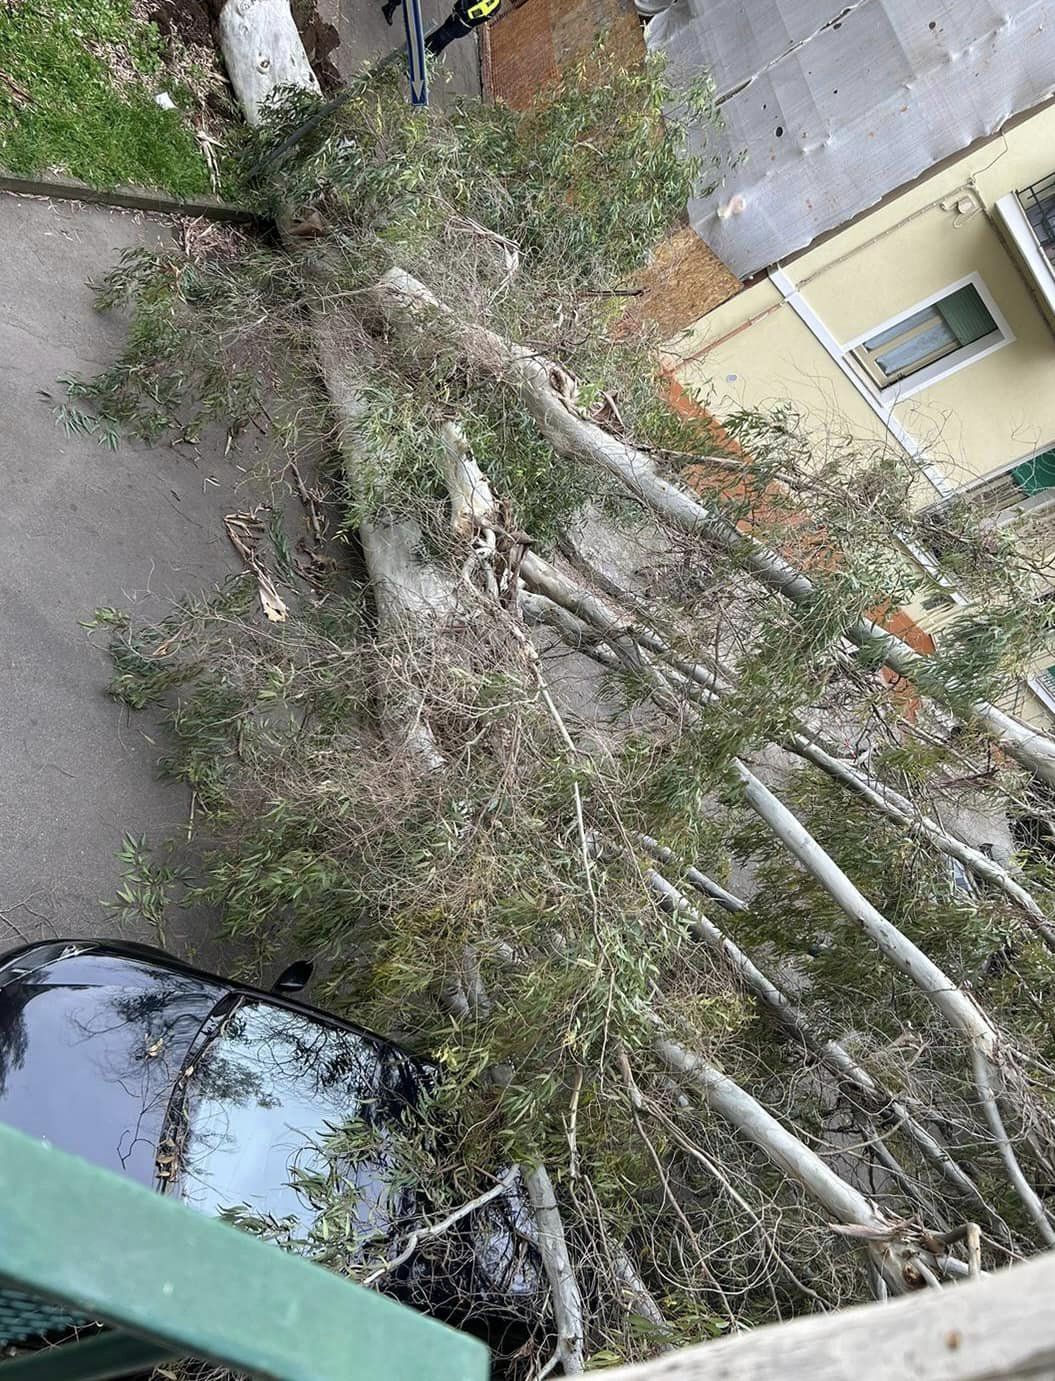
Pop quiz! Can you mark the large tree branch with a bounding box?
[517,549,1055,951]
[650,1032,919,1293]
[369,267,1055,786]
[512,544,1054,1217]
[644,870,999,1217]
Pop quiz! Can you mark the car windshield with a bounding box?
[0,948,224,1185]
[167,1000,423,1247]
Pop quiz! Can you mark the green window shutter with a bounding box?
[936,284,997,346]
[1010,447,1055,496]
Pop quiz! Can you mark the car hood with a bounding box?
[0,945,225,1185]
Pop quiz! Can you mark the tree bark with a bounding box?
[368,268,1055,787]
[524,1163,587,1375]
[645,869,994,1213]
[651,1033,916,1293]
[218,0,320,127]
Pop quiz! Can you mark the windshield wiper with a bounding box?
[155,994,244,1192]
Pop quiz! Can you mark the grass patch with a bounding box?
[0,0,237,197]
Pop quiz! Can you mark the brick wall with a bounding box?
[486,0,642,109]
[484,0,739,336]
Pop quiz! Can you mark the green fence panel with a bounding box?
[0,1331,175,1380]
[0,1122,489,1381]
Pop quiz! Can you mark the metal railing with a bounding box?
[958,468,1026,519]
[943,468,1055,537]
[0,1121,489,1380]
[1031,663,1055,702]
[1018,172,1055,268]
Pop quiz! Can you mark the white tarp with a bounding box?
[646,0,1055,278]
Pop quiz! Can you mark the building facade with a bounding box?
[645,0,1055,724]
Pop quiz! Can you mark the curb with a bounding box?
[0,170,258,223]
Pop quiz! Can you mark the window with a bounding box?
[1009,447,1055,497]
[851,283,1000,389]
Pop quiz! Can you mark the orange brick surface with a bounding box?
[623,227,742,339]
[487,0,642,108]
[487,0,559,109]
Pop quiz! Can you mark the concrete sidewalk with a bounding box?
[0,193,253,960]
[321,0,482,101]
[0,5,482,961]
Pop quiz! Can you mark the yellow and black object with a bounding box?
[383,0,500,50]
[424,0,500,54]
[375,0,499,54]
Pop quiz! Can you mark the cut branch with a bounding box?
[524,1163,587,1375]
[218,0,320,127]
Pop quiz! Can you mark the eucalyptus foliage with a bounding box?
[74,49,1055,1375]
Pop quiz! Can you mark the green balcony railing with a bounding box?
[0,1121,489,1381]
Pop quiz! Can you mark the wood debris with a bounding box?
[223,509,288,622]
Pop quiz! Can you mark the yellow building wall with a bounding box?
[671,101,1055,496]
[669,101,1055,728]
[666,281,892,450]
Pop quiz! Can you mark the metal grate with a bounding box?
[1019,172,1055,267]
[0,1290,92,1349]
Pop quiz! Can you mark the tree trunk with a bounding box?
[368,268,1055,787]
[218,0,320,127]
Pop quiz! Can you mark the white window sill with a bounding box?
[863,330,1009,404]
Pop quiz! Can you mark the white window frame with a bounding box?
[841,273,1014,405]
[994,193,1055,323]
[951,439,1055,524]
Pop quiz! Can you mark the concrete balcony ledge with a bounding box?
[994,191,1055,333]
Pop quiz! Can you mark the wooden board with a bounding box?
[599,1252,1055,1380]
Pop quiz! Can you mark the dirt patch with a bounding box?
[291,0,341,89]
[183,0,340,90]
[146,0,213,48]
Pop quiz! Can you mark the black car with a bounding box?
[0,939,540,1349]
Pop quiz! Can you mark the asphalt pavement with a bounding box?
[0,193,248,961]
[0,6,481,964]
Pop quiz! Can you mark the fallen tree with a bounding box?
[73,8,1055,1374]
